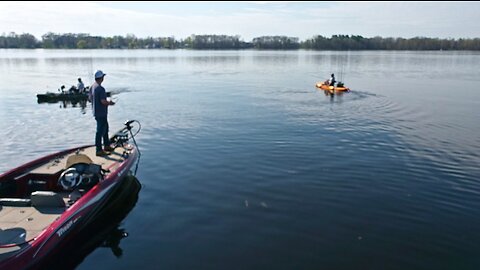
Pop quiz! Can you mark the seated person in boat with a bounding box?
[77,78,85,93]
[69,85,79,94]
[328,73,336,86]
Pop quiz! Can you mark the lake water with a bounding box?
[1,49,479,270]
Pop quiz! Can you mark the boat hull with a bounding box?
[36,92,111,103]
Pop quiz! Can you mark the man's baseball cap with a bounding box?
[94,70,106,79]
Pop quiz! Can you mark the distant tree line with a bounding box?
[253,36,300,50]
[184,35,252,49]
[302,35,480,50]
[1,32,479,50]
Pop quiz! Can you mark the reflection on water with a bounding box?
[59,100,88,111]
[252,51,299,64]
[101,227,129,258]
[186,55,241,64]
[37,99,89,113]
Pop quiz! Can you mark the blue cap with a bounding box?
[94,70,106,79]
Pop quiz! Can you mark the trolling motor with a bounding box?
[110,120,141,155]
[125,120,141,157]
[105,119,142,176]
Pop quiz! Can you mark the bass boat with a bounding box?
[37,92,90,103]
[36,90,111,103]
[0,120,141,270]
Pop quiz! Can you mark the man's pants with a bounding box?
[95,116,110,151]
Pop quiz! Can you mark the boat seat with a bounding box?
[30,191,66,208]
[0,198,31,207]
[65,153,93,169]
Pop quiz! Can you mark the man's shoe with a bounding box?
[104,146,115,152]
[96,150,109,156]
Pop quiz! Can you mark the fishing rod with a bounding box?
[339,59,344,83]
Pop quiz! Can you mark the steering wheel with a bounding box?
[59,167,83,190]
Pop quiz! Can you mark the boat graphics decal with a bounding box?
[56,216,80,237]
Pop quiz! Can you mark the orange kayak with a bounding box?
[315,82,350,92]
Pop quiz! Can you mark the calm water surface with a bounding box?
[0,49,479,269]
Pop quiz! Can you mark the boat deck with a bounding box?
[30,146,128,176]
[0,145,131,254]
[0,204,65,246]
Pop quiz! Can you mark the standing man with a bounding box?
[91,70,115,156]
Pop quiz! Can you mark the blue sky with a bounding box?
[1,1,479,41]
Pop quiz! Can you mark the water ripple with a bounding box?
[2,50,480,270]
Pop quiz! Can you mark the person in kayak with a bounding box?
[91,70,115,156]
[328,73,336,86]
